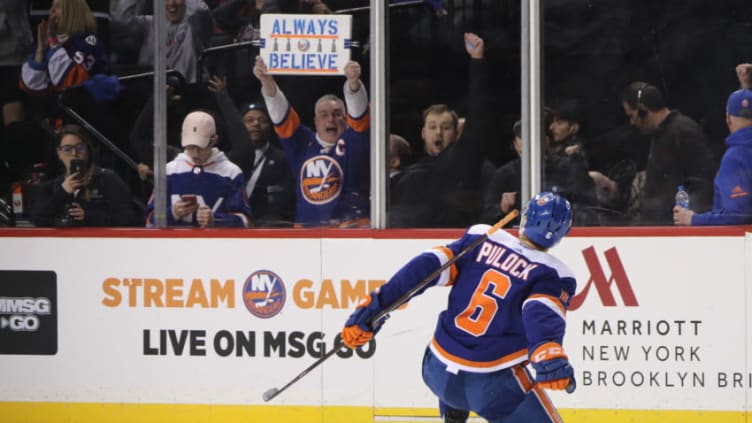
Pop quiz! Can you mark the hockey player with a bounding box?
[252,56,370,227]
[341,191,577,423]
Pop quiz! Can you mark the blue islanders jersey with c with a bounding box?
[377,225,577,373]
[273,105,370,227]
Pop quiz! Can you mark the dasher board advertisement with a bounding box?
[0,229,749,423]
[259,14,353,75]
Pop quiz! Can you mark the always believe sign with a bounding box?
[259,14,353,75]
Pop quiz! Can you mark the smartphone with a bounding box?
[70,159,87,177]
[181,194,197,205]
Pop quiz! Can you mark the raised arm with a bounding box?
[736,63,752,90]
[455,32,489,156]
[253,55,278,98]
[208,75,254,175]
[253,55,291,125]
[464,32,484,60]
[343,60,368,121]
[345,60,363,93]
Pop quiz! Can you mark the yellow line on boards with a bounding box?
[0,403,747,423]
[0,403,369,423]
[376,408,747,423]
[558,409,747,423]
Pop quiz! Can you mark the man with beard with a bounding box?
[389,32,490,228]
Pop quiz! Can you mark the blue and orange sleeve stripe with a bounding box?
[346,104,370,133]
[274,107,301,139]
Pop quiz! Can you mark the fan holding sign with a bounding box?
[258,13,353,75]
[252,55,370,227]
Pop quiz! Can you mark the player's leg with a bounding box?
[495,386,563,423]
[492,367,564,423]
[421,348,472,421]
[440,402,470,423]
[464,365,528,422]
[422,348,552,423]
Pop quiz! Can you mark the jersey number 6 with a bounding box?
[454,269,511,336]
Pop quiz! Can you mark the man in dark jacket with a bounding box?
[546,99,598,225]
[621,81,715,225]
[481,121,523,226]
[210,76,296,226]
[389,32,490,228]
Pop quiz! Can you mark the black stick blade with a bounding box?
[262,388,279,402]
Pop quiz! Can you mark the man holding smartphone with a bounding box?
[146,110,253,227]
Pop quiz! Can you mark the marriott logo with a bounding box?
[569,246,638,311]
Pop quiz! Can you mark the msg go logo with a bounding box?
[1,315,41,331]
[0,297,51,332]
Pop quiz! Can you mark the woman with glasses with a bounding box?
[31,124,133,227]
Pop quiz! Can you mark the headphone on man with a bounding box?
[636,83,649,119]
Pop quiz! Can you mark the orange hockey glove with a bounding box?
[340,292,388,349]
[530,342,576,392]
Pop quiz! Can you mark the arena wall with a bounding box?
[0,226,749,422]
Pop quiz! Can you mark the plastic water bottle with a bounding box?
[675,185,690,209]
[12,183,23,220]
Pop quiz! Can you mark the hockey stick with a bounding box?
[262,210,520,402]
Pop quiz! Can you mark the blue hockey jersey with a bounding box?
[145,149,252,227]
[265,83,370,227]
[376,225,577,373]
[20,32,110,94]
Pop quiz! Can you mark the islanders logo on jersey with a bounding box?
[242,270,286,319]
[537,193,553,206]
[300,155,343,204]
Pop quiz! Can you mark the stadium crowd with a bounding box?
[1,0,750,228]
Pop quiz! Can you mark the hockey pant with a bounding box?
[421,347,564,423]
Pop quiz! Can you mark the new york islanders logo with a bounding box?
[242,270,286,318]
[300,156,343,204]
[537,192,554,206]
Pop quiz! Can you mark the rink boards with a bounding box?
[0,226,750,422]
